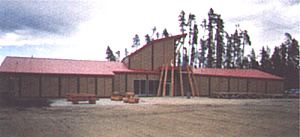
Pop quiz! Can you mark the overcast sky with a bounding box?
[0,0,299,63]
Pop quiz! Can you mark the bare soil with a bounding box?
[0,97,299,137]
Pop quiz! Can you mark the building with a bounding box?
[0,34,284,98]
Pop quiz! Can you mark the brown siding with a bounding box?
[21,75,40,97]
[229,78,239,92]
[41,76,59,97]
[210,77,218,93]
[153,39,175,70]
[60,76,78,97]
[141,45,152,70]
[9,75,20,97]
[96,77,113,97]
[248,79,265,94]
[104,78,112,97]
[0,74,9,93]
[267,80,284,94]
[79,77,88,93]
[148,74,159,80]
[210,77,229,93]
[238,79,247,92]
[87,77,96,94]
[201,76,210,96]
[218,77,228,92]
[114,74,126,93]
[130,52,142,69]
[96,78,105,97]
[127,74,147,92]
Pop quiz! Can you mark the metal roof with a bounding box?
[0,56,157,76]
[193,68,283,80]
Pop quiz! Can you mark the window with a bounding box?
[134,80,140,95]
[140,80,146,94]
[133,80,159,96]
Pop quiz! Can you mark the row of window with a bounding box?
[134,80,159,96]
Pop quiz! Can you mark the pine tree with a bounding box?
[162,28,169,38]
[132,34,140,49]
[249,49,259,69]
[225,33,234,68]
[106,46,116,61]
[124,48,128,57]
[271,47,282,76]
[206,8,216,68]
[241,30,251,57]
[241,57,250,69]
[187,13,196,66]
[191,24,198,67]
[280,43,288,69]
[215,15,224,68]
[288,38,299,68]
[145,34,151,43]
[178,10,186,34]
[152,26,157,39]
[233,29,242,68]
[285,33,299,89]
[199,38,207,68]
[260,46,272,73]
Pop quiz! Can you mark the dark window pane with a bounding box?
[149,80,154,95]
[154,80,159,95]
[134,80,139,94]
[141,80,146,94]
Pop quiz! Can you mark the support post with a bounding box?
[162,65,168,96]
[157,66,164,96]
[187,66,195,97]
[179,65,184,96]
[189,67,198,96]
[171,66,175,96]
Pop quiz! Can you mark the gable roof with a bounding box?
[126,34,186,58]
[0,56,157,76]
[193,68,283,80]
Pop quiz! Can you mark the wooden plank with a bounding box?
[190,67,198,96]
[171,66,175,96]
[162,65,168,96]
[179,65,184,96]
[187,66,195,97]
[156,66,164,96]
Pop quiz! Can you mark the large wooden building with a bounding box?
[0,34,284,98]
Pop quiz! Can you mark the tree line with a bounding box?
[106,8,299,89]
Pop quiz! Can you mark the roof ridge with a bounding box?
[5,56,123,63]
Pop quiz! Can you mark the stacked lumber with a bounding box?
[66,93,97,104]
[111,92,124,101]
[123,92,139,104]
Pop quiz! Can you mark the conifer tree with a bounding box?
[162,28,169,38]
[132,34,140,49]
[178,10,186,34]
[225,33,234,68]
[145,34,151,43]
[106,46,116,61]
[249,49,259,69]
[206,8,216,68]
[215,15,224,68]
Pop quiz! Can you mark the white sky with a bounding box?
[0,0,299,63]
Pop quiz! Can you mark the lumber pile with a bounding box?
[66,93,97,104]
[123,92,139,104]
[111,92,124,101]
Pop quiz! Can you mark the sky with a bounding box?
[0,0,299,63]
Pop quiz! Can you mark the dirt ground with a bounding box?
[0,97,299,137]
